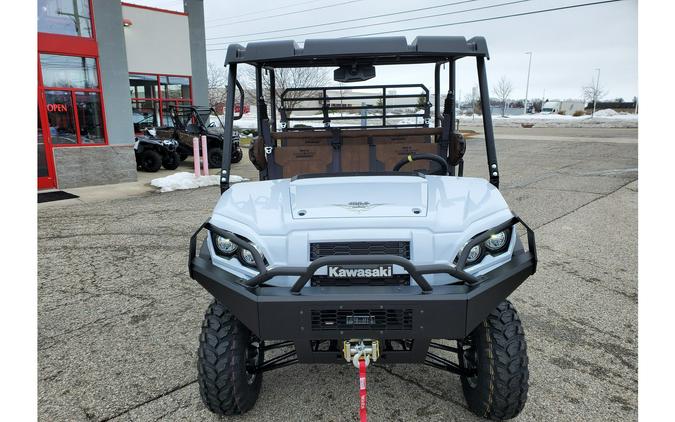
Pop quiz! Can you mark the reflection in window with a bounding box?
[40,54,98,89]
[128,74,192,132]
[38,107,49,177]
[76,92,105,144]
[45,91,77,144]
[38,0,93,37]
[160,76,191,99]
[130,74,158,99]
[132,100,159,133]
[161,103,175,127]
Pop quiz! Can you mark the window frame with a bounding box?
[129,72,193,133]
[38,52,109,147]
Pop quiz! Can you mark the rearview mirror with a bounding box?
[334,64,375,83]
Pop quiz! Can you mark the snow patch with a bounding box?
[150,172,248,193]
[593,108,619,117]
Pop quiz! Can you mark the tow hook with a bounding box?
[343,339,380,368]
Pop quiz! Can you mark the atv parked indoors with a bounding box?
[133,135,180,172]
[188,36,537,420]
[155,105,243,168]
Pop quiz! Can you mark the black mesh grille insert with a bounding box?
[311,309,413,331]
[310,274,410,287]
[309,241,410,261]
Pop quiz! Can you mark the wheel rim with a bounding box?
[458,338,479,388]
[245,335,262,385]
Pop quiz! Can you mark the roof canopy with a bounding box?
[224,36,489,68]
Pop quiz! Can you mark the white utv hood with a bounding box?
[211,175,511,235]
[290,175,428,219]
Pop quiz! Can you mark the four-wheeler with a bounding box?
[154,105,243,168]
[133,135,180,172]
[188,36,537,420]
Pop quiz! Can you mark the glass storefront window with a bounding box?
[38,0,93,38]
[160,76,191,99]
[44,91,77,144]
[130,74,159,99]
[76,92,105,144]
[128,74,192,132]
[40,54,98,89]
[161,103,175,127]
[38,108,49,178]
[132,100,159,133]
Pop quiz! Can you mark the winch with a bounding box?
[343,339,380,368]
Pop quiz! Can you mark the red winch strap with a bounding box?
[359,359,367,422]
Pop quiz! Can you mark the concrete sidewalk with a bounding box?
[38,155,257,207]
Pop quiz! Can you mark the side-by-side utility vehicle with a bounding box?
[188,36,537,420]
[155,105,243,167]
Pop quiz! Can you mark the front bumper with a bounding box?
[188,217,537,343]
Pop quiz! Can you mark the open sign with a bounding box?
[47,103,68,113]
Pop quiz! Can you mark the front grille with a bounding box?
[311,274,410,287]
[309,241,410,261]
[311,309,413,331]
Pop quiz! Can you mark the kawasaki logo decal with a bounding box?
[333,201,387,213]
[327,265,393,278]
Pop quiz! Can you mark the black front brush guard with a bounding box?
[189,215,536,293]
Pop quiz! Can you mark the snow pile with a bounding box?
[150,172,248,193]
[457,112,638,128]
[593,109,619,117]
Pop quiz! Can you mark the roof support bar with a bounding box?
[434,62,442,127]
[477,56,499,188]
[448,59,456,134]
[220,63,237,193]
[269,69,277,132]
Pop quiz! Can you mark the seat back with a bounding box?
[267,127,444,178]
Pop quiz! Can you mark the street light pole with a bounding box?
[524,52,532,115]
[592,68,600,117]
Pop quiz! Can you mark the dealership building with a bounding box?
[37,0,208,189]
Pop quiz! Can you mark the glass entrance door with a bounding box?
[38,105,56,189]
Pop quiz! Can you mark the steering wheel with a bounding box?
[393,153,449,175]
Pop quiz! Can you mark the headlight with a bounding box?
[214,235,238,255]
[485,231,507,251]
[456,227,512,267]
[240,248,256,266]
[211,230,266,268]
[466,245,482,263]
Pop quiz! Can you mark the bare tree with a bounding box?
[240,66,330,114]
[492,76,513,117]
[582,79,608,115]
[207,63,228,109]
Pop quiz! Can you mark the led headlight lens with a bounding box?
[240,248,256,266]
[485,231,507,251]
[466,245,482,263]
[215,235,238,255]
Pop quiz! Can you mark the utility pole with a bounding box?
[592,68,600,117]
[524,52,532,114]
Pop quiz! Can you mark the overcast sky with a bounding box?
[137,0,637,101]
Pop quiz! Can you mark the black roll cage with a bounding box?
[278,84,431,130]
[218,37,499,192]
[169,104,223,132]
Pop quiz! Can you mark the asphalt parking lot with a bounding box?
[38,126,638,421]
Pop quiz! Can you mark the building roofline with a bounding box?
[121,2,187,16]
